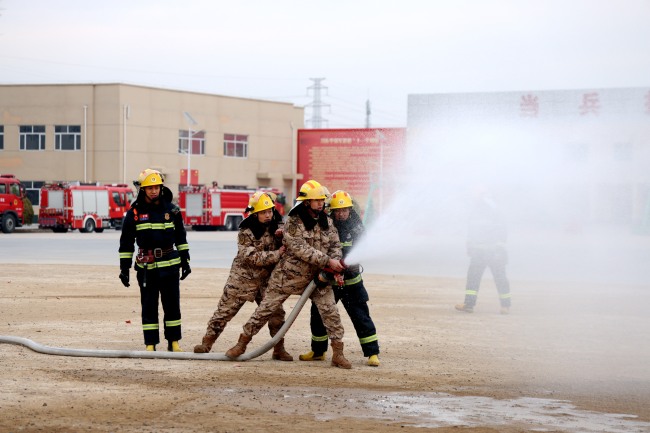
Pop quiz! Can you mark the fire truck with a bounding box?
[38,182,133,233]
[0,174,29,234]
[178,184,286,231]
[106,184,135,230]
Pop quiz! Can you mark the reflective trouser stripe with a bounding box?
[359,334,378,344]
[165,319,181,327]
[311,334,329,342]
[142,323,159,331]
[500,293,511,299]
[464,290,478,296]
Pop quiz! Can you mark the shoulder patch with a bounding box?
[287,223,298,236]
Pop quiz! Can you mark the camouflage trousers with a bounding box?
[243,284,344,341]
[205,284,287,340]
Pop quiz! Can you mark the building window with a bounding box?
[178,130,205,155]
[224,133,248,158]
[0,125,4,150]
[21,180,44,206]
[55,125,81,151]
[19,125,46,150]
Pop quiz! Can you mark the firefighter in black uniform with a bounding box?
[118,169,191,352]
[299,190,380,367]
[455,189,511,314]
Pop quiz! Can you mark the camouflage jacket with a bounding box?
[267,204,341,295]
[225,216,283,301]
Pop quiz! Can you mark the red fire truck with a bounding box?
[178,184,286,231]
[106,184,135,230]
[0,174,28,234]
[259,187,287,213]
[38,182,133,233]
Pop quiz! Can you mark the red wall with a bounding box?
[297,128,406,213]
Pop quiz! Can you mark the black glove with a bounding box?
[180,263,191,280]
[346,264,360,274]
[313,270,332,288]
[119,270,130,287]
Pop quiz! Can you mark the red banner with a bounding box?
[179,169,199,186]
[297,128,406,214]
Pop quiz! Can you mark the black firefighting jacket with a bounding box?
[334,209,364,285]
[119,187,189,272]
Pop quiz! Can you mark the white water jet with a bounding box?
[347,97,650,285]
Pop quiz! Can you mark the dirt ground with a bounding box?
[1,264,649,433]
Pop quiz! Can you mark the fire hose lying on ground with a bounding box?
[0,282,316,361]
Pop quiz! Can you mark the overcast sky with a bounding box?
[1,0,649,128]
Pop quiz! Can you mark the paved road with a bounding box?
[4,225,650,285]
[4,229,239,269]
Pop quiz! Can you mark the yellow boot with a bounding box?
[145,345,156,351]
[298,351,326,361]
[367,354,380,367]
[168,341,183,352]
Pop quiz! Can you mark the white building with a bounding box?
[407,87,650,230]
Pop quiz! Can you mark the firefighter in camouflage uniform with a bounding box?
[193,191,292,361]
[118,169,191,352]
[225,180,353,369]
[299,190,380,366]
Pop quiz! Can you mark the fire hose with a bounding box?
[0,281,316,361]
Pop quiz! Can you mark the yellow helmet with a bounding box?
[247,191,275,214]
[329,190,353,210]
[321,186,331,207]
[136,169,164,188]
[296,180,327,201]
